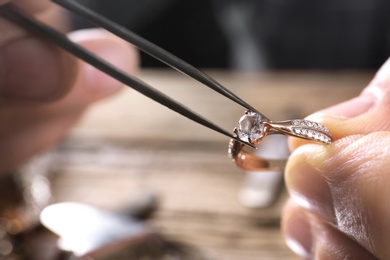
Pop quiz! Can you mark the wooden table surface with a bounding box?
[49,69,373,259]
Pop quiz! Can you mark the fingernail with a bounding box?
[285,145,334,221]
[284,208,313,259]
[310,93,377,119]
[69,29,139,99]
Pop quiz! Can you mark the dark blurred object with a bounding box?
[0,182,205,260]
[0,153,53,259]
[0,166,52,236]
[245,0,390,69]
[71,0,229,68]
[70,0,390,70]
[90,234,208,260]
[117,189,159,220]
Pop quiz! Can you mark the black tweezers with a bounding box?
[0,0,266,147]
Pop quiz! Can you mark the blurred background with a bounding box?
[2,1,390,259]
[71,0,390,70]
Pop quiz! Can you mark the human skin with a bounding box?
[282,58,390,259]
[0,0,139,174]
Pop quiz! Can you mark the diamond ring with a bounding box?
[228,110,332,171]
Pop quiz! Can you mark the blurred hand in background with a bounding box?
[0,0,139,174]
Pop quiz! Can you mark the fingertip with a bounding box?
[366,57,390,93]
[298,58,390,140]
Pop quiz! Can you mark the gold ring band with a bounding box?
[228,139,287,171]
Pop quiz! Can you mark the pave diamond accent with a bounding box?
[291,119,332,144]
[292,120,331,135]
[236,111,265,144]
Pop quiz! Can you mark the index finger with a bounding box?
[289,57,390,150]
[0,1,77,103]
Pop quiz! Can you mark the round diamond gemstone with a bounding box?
[236,112,265,143]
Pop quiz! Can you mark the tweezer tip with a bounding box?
[232,136,256,149]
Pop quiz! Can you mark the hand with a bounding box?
[282,58,390,259]
[0,0,139,174]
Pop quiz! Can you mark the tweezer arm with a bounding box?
[53,0,268,120]
[0,4,254,147]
